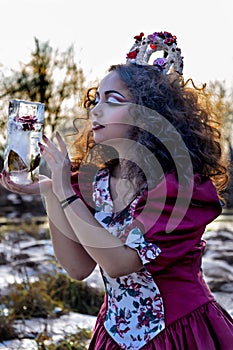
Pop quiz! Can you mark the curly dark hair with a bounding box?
[73,63,228,196]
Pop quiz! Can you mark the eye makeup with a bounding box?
[95,90,130,105]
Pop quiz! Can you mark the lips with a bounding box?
[92,122,105,131]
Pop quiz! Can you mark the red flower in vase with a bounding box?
[18,115,37,131]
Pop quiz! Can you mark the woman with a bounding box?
[1,31,233,349]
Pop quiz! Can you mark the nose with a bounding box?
[91,102,104,118]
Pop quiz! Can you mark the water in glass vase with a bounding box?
[4,99,45,184]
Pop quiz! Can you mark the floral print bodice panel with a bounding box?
[93,168,165,349]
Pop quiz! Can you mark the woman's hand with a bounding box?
[0,171,52,196]
[39,132,74,201]
[0,132,73,200]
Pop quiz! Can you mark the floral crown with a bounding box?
[126,31,183,74]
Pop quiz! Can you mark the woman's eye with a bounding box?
[92,95,127,107]
[106,96,123,104]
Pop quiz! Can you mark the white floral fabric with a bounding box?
[93,168,165,349]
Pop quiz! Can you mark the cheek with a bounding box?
[109,124,131,139]
[110,112,132,136]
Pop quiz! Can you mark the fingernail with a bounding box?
[38,142,45,152]
[42,134,48,140]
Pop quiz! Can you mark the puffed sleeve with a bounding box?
[125,226,162,265]
[71,163,98,214]
[124,173,222,272]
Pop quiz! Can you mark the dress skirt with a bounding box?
[88,301,233,350]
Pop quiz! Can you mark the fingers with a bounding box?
[40,133,69,162]
[0,170,11,188]
[42,132,67,154]
[55,131,68,154]
[0,170,40,195]
[41,134,58,153]
[39,134,71,177]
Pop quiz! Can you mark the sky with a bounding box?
[0,0,232,89]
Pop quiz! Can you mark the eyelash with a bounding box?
[94,96,122,106]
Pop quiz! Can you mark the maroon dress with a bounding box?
[72,168,233,350]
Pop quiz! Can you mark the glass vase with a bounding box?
[4,99,45,184]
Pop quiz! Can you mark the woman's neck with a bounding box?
[111,162,122,179]
[109,164,137,212]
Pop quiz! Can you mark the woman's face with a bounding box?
[91,71,132,146]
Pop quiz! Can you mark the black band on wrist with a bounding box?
[60,194,80,209]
